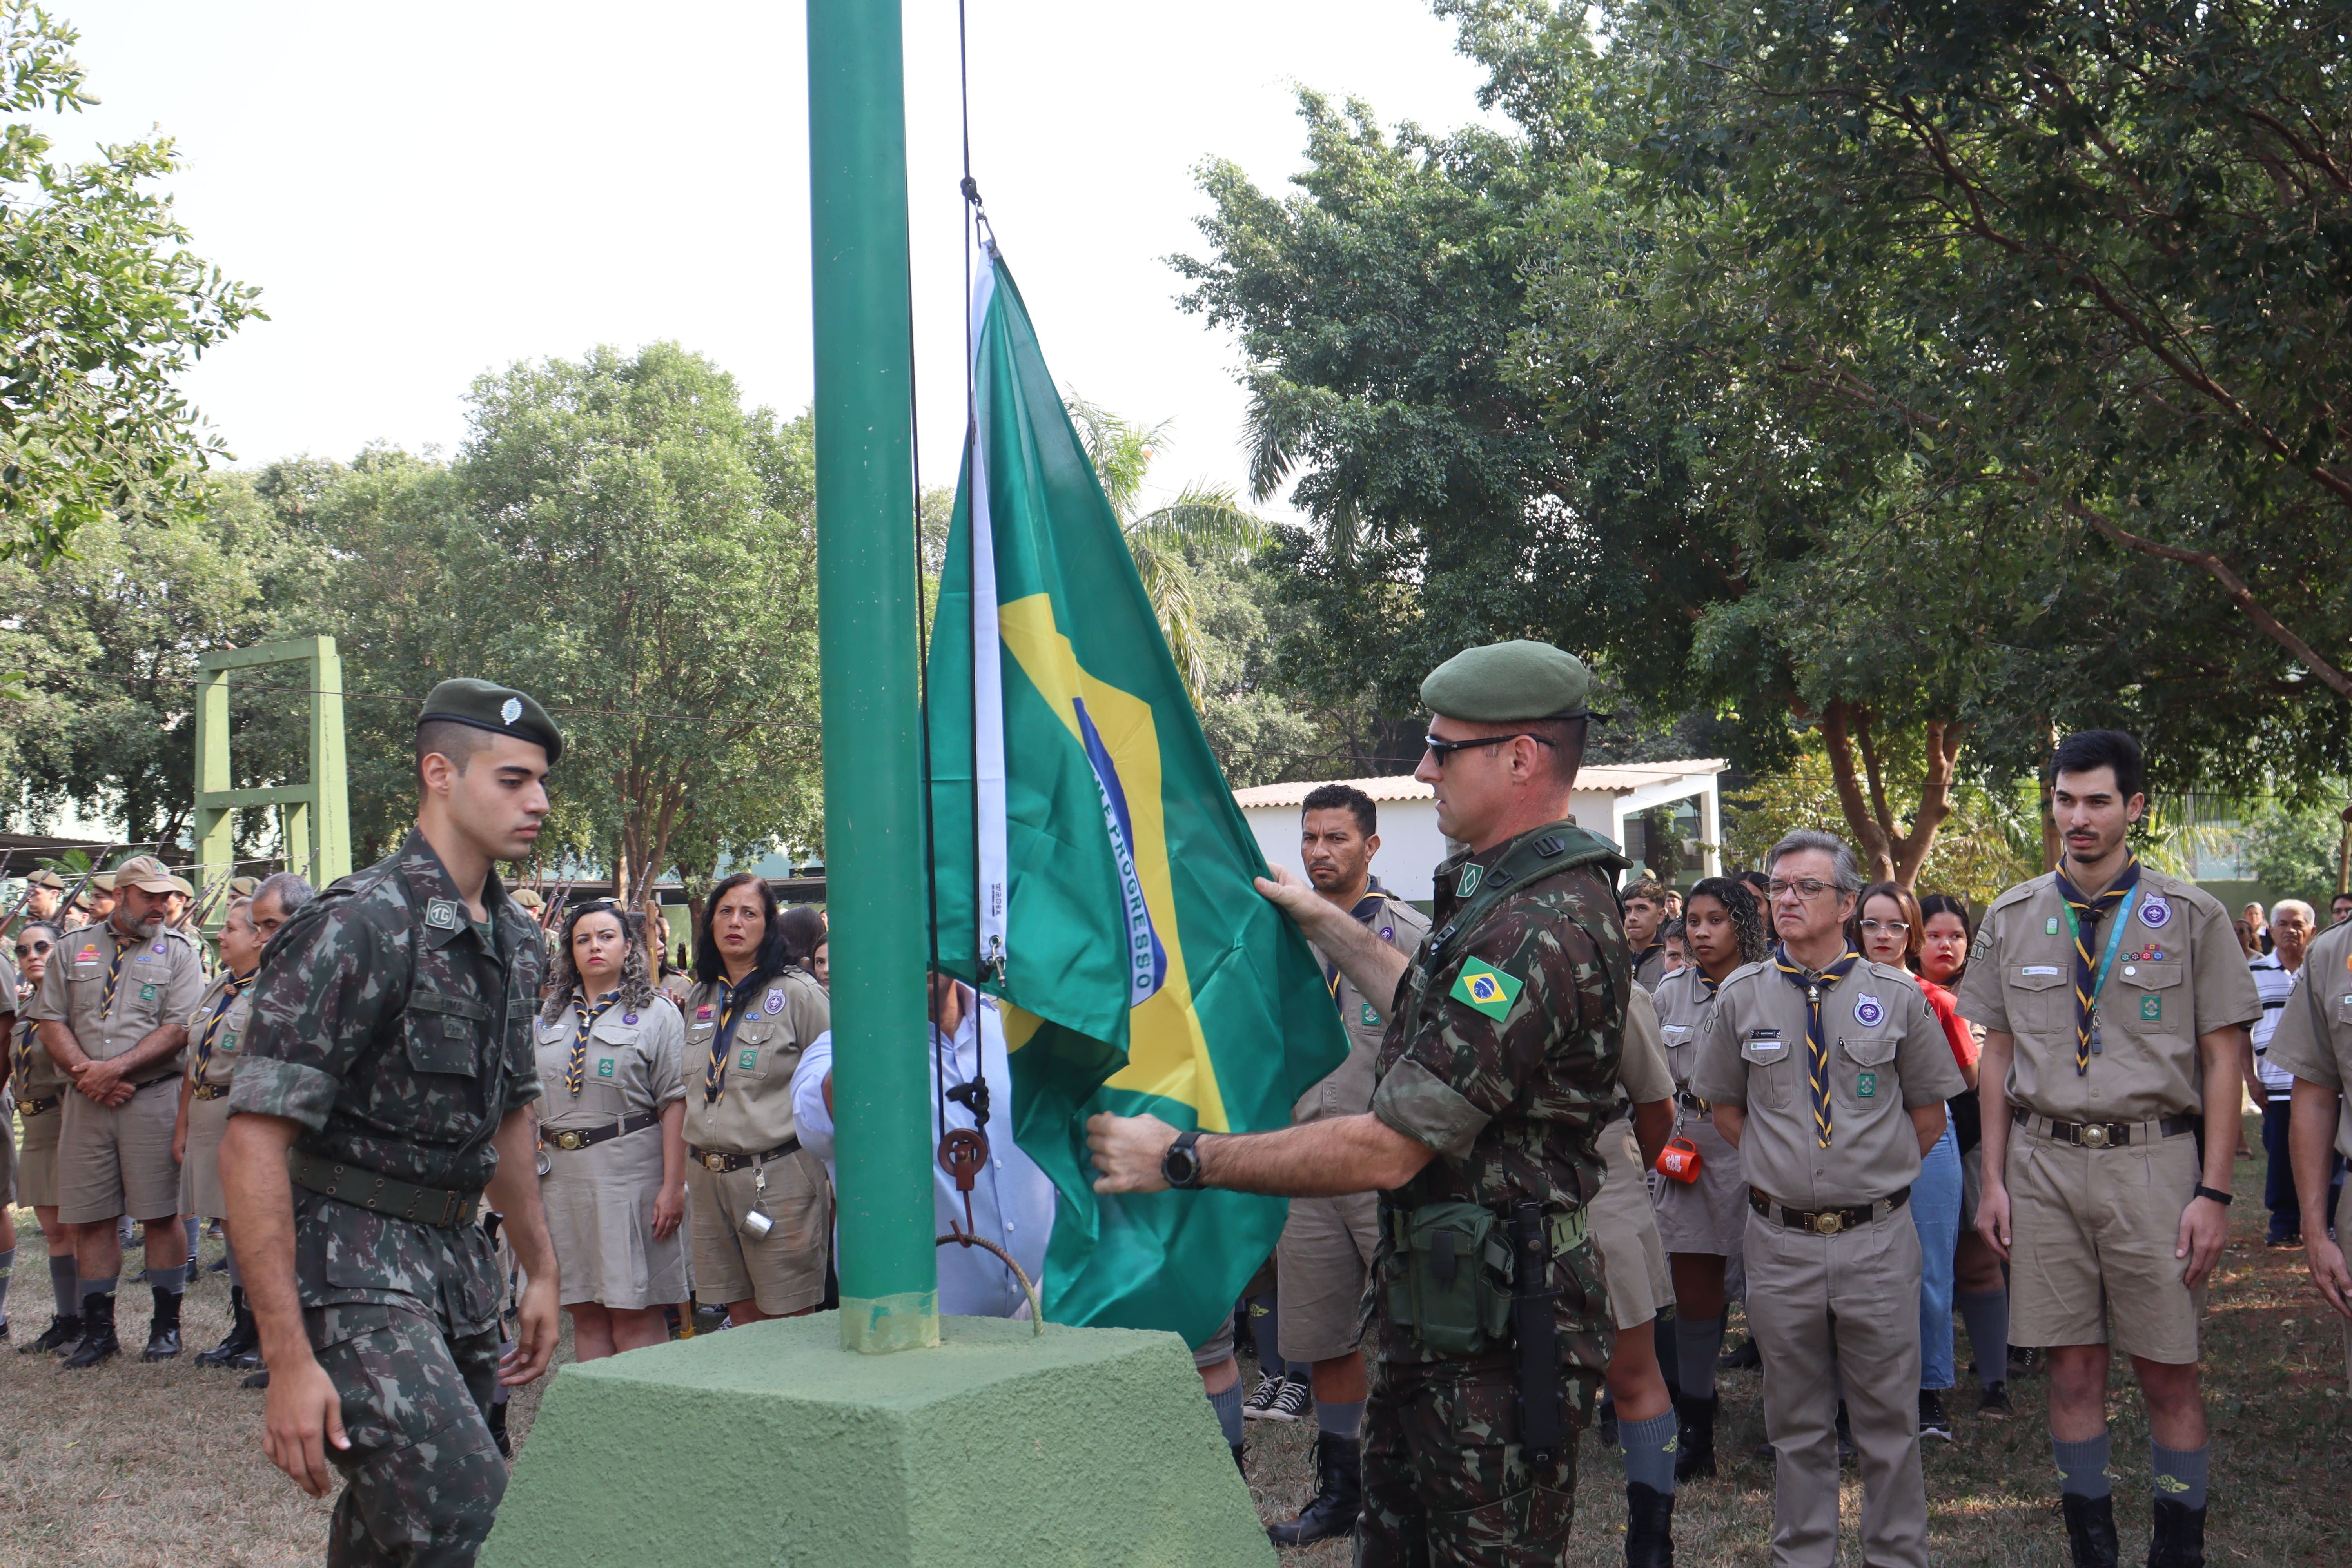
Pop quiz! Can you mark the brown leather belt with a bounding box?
[2013,1107,2195,1150]
[287,1147,481,1229]
[544,1109,659,1152]
[192,1083,230,1102]
[130,1072,180,1093]
[688,1136,800,1174]
[1750,1185,1911,1236]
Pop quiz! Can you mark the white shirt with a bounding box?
[2250,953,2299,1097]
[794,989,1055,1318]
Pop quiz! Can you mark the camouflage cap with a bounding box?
[27,867,65,890]
[417,677,563,766]
[111,855,180,895]
[1421,640,1595,722]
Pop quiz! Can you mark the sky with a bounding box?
[65,1,1504,518]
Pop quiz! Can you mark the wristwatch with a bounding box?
[1161,1129,1207,1190]
[2192,1184,2233,1207]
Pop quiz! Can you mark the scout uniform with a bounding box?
[533,988,688,1309]
[1691,947,1965,1568]
[679,964,832,1314]
[1354,641,1628,1568]
[1279,877,1432,1365]
[229,679,557,1566]
[1956,860,2258,1366]
[0,951,17,1203]
[1650,962,1749,1263]
[11,866,65,931]
[1631,943,1668,994]
[11,989,72,1212]
[1588,983,1674,1333]
[180,965,256,1222]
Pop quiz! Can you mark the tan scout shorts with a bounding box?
[58,1077,182,1224]
[1652,1113,1748,1259]
[15,1097,64,1207]
[180,1092,232,1219]
[1,1094,15,1205]
[686,1147,831,1315]
[2007,1125,2205,1364]
[1591,1119,1674,1330]
[1274,1190,1378,1363]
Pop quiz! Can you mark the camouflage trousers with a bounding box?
[310,1299,506,1568]
[1357,1352,1598,1568]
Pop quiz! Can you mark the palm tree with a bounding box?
[1066,396,1269,706]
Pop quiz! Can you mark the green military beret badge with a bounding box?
[1450,961,1523,1021]
[417,677,565,766]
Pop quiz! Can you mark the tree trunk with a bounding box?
[1820,701,1967,889]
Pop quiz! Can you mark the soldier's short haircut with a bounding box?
[2051,728,2145,801]
[415,718,496,787]
[255,871,314,918]
[1527,714,1588,786]
[1765,829,1862,896]
[1301,783,1377,837]
[1621,874,1667,907]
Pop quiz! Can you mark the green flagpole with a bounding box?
[808,0,938,1354]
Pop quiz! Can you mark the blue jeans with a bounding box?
[2262,1095,2343,1241]
[1910,1120,1962,1391]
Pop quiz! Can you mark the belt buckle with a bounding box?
[1813,1211,1844,1236]
[702,1152,728,1172]
[555,1131,586,1152]
[2081,1123,2110,1149]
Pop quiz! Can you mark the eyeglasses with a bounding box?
[1423,732,1557,765]
[14,939,51,957]
[1767,877,1836,900]
[1858,918,1910,936]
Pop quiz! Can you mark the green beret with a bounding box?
[1420,640,1594,722]
[418,678,563,766]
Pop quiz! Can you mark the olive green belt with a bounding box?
[287,1147,481,1229]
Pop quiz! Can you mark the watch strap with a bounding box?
[1163,1128,1206,1190]
[2192,1183,2233,1207]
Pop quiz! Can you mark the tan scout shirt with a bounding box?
[533,993,687,1131]
[1618,984,1673,1111]
[1299,885,1431,1123]
[14,1013,71,1101]
[183,969,256,1089]
[680,968,828,1153]
[1651,964,1722,1095]
[1691,956,1965,1209]
[1956,867,2258,1124]
[25,919,205,1070]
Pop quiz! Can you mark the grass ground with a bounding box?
[4,1111,2348,1565]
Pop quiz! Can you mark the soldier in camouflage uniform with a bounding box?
[1091,640,1635,1567]
[222,679,566,1568]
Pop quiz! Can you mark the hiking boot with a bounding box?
[2147,1498,2205,1568]
[1268,1431,1362,1547]
[61,1294,121,1369]
[198,1286,261,1368]
[1241,1371,1289,1421]
[2060,1492,2119,1568]
[22,1313,82,1355]
[1625,1481,1675,1568]
[1673,1394,1717,1482]
[141,1286,182,1361]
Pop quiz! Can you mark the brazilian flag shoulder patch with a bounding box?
[1450,961,1523,1021]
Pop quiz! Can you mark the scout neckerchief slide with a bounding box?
[702,975,760,1106]
[566,989,620,1097]
[193,969,255,1079]
[2055,855,2141,1077]
[1773,944,1860,1149]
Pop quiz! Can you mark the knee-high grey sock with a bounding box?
[184,1216,200,1256]
[1208,1378,1245,1446]
[51,1252,79,1316]
[146,1262,187,1295]
[1317,1397,1365,1440]
[224,1241,243,1291]
[2054,1430,2112,1499]
[2151,1441,2209,1511]
[0,1245,14,1321]
[80,1274,119,1305]
[1958,1289,2009,1381]
[1653,1313,1681,1396]
[1619,1409,1679,1494]
[1674,1313,1725,1401]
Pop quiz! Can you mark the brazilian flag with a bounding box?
[924,253,1348,1347]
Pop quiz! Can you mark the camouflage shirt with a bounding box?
[1367,820,1631,1365]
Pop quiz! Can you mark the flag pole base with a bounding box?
[840,1289,942,1354]
[481,1313,1274,1568]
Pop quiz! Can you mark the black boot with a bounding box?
[2061,1493,2120,1568]
[241,1368,270,1390]
[2146,1498,2205,1568]
[60,1293,120,1369]
[1673,1394,1717,1482]
[1598,1396,1619,1449]
[1625,1481,1675,1568]
[1230,1441,1246,1477]
[141,1285,182,1361]
[22,1313,82,1354]
[1268,1432,1362,1546]
[198,1286,261,1368]
[488,1396,514,1457]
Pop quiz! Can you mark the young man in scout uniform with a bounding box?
[1622,875,1670,992]
[1262,782,1432,1547]
[2270,891,2352,1317]
[221,679,564,1566]
[26,854,207,1366]
[17,866,65,927]
[1962,730,2258,1568]
[1092,639,1630,1568]
[1692,830,1964,1568]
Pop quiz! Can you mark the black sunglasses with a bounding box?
[15,939,52,957]
[1423,731,1558,764]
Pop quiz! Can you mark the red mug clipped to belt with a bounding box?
[1655,1136,1703,1184]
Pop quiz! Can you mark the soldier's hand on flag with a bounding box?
[1253,862,1331,934]
[1088,1111,1179,1193]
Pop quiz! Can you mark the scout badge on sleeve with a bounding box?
[1656,1135,1703,1184]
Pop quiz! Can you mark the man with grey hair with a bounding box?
[1692,828,1964,1568]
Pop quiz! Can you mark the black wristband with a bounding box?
[2192,1184,2233,1207]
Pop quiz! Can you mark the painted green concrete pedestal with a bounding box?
[481,1313,1274,1568]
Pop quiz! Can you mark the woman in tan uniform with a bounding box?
[172,897,264,1368]
[680,872,831,1324]
[10,921,82,1354]
[535,900,688,1359]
